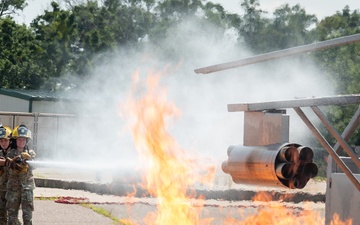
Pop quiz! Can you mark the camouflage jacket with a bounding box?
[6,148,36,191]
[0,149,10,191]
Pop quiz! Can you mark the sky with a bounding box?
[15,0,360,25]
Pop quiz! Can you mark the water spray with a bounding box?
[27,160,137,172]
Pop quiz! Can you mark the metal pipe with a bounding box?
[302,162,319,178]
[311,106,360,168]
[194,33,360,74]
[227,94,360,112]
[222,143,316,189]
[221,144,280,186]
[293,107,360,191]
[292,174,309,189]
[278,146,299,163]
[275,163,294,179]
[298,146,314,163]
[0,111,77,117]
[297,162,318,178]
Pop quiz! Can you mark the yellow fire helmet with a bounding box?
[0,126,12,139]
[12,125,32,139]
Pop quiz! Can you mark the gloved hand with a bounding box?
[5,155,21,166]
[6,155,29,174]
[20,152,31,161]
[28,150,36,158]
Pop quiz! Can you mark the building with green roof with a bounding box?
[0,88,83,114]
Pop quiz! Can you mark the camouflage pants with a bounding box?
[5,190,33,225]
[0,190,6,225]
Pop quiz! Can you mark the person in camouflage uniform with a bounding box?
[6,125,36,225]
[0,126,13,225]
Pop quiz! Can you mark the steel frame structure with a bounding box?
[194,33,360,192]
[227,94,360,191]
[194,31,360,224]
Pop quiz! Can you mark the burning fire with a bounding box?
[124,70,215,225]
[229,192,352,225]
[121,70,353,225]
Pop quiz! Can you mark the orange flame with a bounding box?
[226,192,353,225]
[124,70,215,225]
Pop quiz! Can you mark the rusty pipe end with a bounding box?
[278,146,300,163]
[275,163,294,179]
[298,146,314,163]
[221,160,229,174]
[293,174,310,189]
[303,162,318,178]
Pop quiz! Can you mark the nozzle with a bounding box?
[275,163,294,179]
[292,174,309,189]
[298,146,314,163]
[299,162,318,178]
[277,146,299,163]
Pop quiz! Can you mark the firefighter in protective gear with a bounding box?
[0,126,12,176]
[6,125,36,225]
[0,125,12,225]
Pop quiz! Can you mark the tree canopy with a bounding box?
[0,0,27,18]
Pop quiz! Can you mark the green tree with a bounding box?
[237,0,269,53]
[0,0,27,18]
[155,0,203,19]
[31,0,240,80]
[31,2,77,81]
[145,0,241,61]
[313,6,360,147]
[30,0,155,85]
[0,18,44,89]
[238,1,317,53]
[146,0,205,44]
[268,4,317,49]
[203,2,241,30]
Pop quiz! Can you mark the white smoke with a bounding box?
[45,16,334,183]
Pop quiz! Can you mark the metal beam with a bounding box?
[228,94,360,112]
[194,33,360,74]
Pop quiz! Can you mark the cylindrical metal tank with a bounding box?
[222,143,317,189]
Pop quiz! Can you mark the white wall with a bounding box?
[0,95,29,112]
[32,101,81,114]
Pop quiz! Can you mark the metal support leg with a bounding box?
[311,106,360,168]
[293,107,360,191]
[333,105,360,153]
